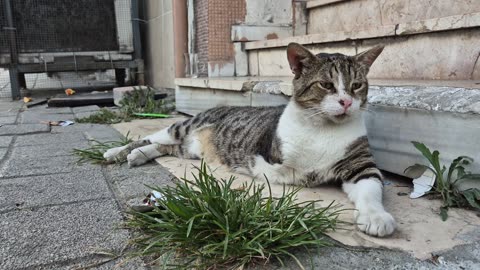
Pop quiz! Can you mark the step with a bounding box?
[175,77,480,179]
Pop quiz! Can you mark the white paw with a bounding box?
[355,209,396,237]
[103,146,127,162]
[127,149,149,167]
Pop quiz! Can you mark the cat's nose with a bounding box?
[339,99,352,110]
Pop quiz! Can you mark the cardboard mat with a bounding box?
[113,118,480,259]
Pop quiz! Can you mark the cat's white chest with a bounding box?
[277,105,366,176]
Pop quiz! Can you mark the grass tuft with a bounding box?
[76,108,130,124]
[125,161,343,269]
[120,86,172,116]
[75,86,174,124]
[72,133,133,164]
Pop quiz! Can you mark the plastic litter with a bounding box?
[410,169,436,199]
[41,120,75,127]
[133,113,170,118]
[143,190,164,206]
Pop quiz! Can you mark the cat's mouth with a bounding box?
[334,113,349,119]
[330,112,350,122]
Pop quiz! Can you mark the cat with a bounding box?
[104,43,396,237]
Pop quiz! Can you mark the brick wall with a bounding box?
[194,0,246,76]
[207,0,246,62]
[194,0,209,76]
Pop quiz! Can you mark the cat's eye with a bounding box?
[352,83,363,90]
[320,82,334,90]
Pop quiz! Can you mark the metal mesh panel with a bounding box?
[0,0,8,54]
[0,0,137,99]
[12,0,118,53]
[0,0,11,97]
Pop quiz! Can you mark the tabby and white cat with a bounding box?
[104,43,396,237]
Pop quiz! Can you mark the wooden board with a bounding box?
[48,91,167,107]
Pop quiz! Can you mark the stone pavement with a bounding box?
[1,99,479,270]
[0,100,175,270]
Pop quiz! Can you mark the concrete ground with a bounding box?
[0,100,172,269]
[1,99,479,270]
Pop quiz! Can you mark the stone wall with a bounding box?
[247,27,480,80]
[308,0,480,34]
[245,0,292,25]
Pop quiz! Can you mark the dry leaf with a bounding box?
[65,88,76,95]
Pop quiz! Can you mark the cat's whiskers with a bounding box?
[306,110,326,119]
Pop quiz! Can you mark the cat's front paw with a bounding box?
[355,209,396,237]
[103,145,127,163]
[127,149,149,167]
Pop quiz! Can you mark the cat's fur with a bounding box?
[104,43,396,237]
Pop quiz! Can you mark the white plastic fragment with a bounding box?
[410,169,436,199]
[59,120,74,127]
[143,190,165,206]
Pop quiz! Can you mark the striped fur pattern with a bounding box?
[330,136,382,184]
[169,106,284,168]
[300,136,382,187]
[104,43,396,237]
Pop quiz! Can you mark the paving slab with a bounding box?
[25,105,73,114]
[0,100,23,112]
[0,115,17,125]
[0,199,129,270]
[72,105,101,113]
[0,147,8,161]
[105,162,175,201]
[0,154,93,177]
[0,110,19,117]
[15,131,86,146]
[113,118,480,260]
[83,124,126,141]
[74,111,103,120]
[0,103,152,269]
[72,105,103,120]
[60,257,148,270]
[0,168,110,212]
[0,124,50,136]
[19,111,75,124]
[51,123,125,141]
[12,140,90,158]
[0,136,13,147]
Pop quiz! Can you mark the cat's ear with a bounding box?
[287,43,316,79]
[354,45,384,69]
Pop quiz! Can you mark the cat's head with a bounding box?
[286,43,384,123]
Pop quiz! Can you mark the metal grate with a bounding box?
[11,0,119,53]
[0,0,139,99]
